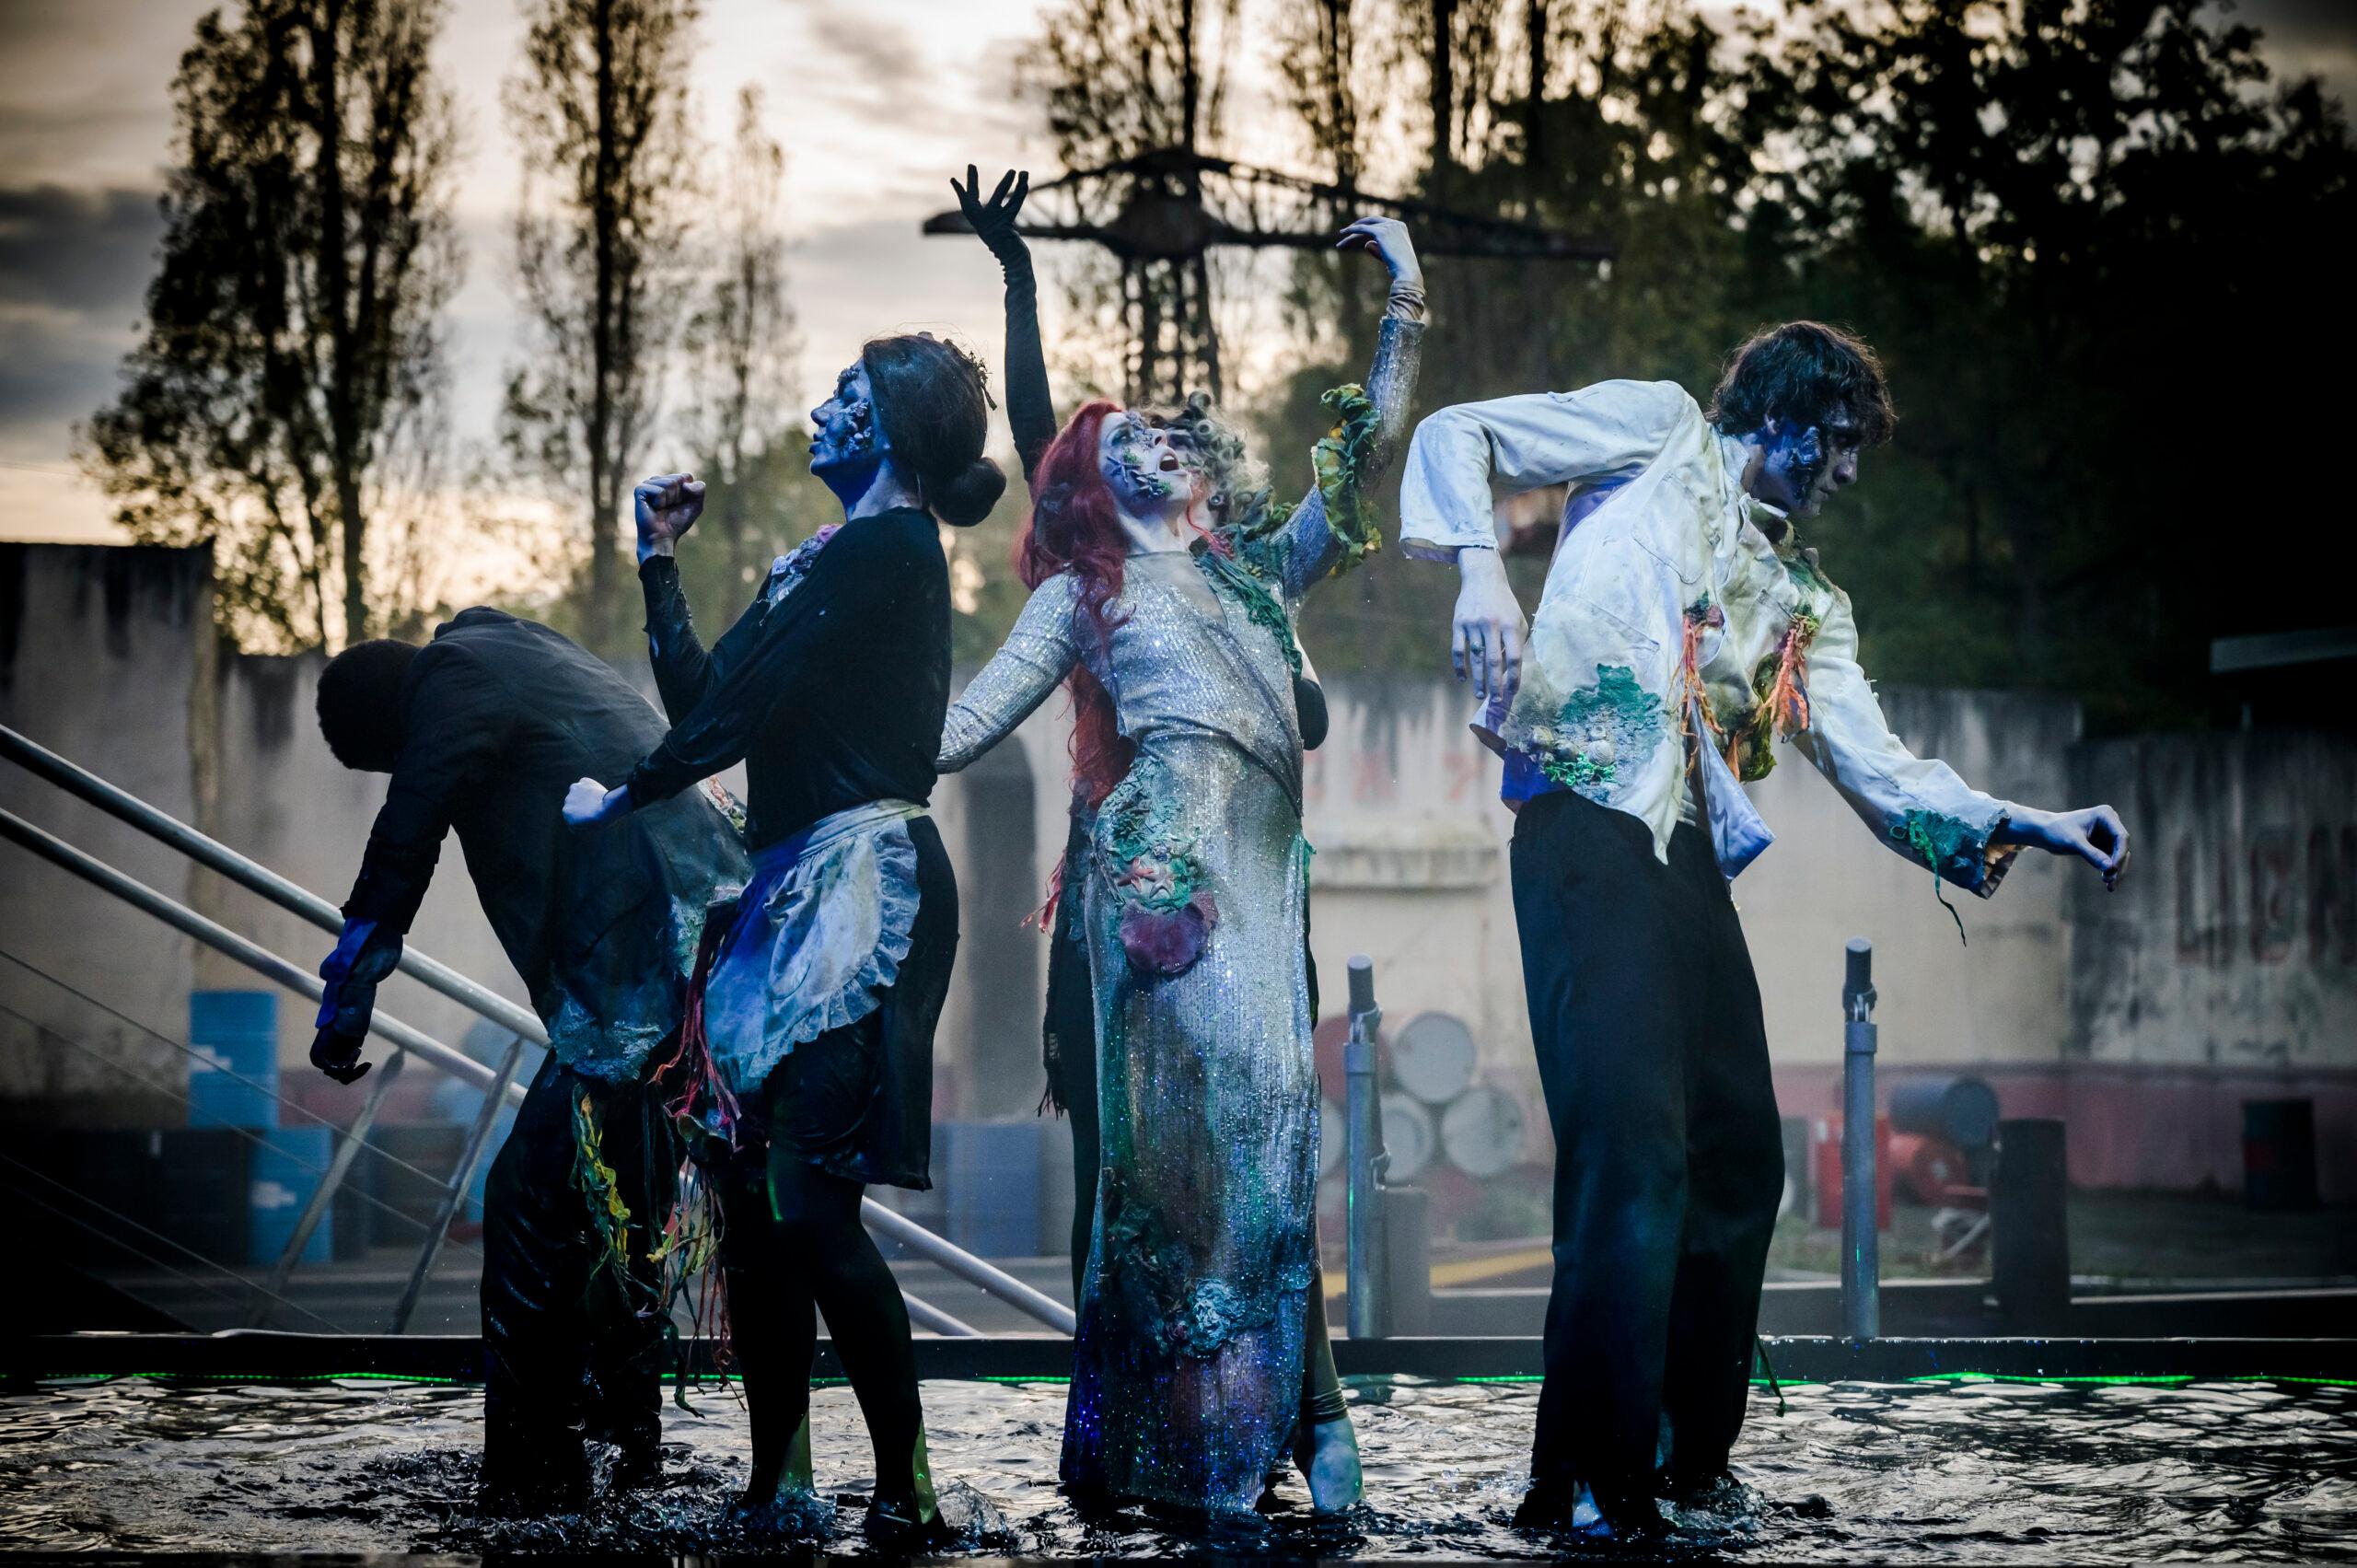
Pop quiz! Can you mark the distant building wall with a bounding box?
[0,545,210,1122]
[2060,728,2356,1198]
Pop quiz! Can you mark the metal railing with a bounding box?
[2,724,1071,1338]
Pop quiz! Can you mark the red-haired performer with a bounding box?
[936,200,1425,1523]
[564,333,1004,1547]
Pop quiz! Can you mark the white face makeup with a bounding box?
[1097,412,1199,517]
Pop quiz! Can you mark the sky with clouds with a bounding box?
[1,0,2351,547]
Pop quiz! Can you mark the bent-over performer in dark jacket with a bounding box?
[311,609,749,1512]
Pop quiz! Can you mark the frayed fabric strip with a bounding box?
[698,801,927,1098]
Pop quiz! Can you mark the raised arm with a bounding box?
[632,472,729,720]
[1398,377,1699,714]
[613,522,900,812]
[938,574,1084,773]
[955,167,1058,486]
[1236,217,1427,605]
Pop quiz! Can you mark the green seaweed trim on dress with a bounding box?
[1098,756,1204,914]
[1235,382,1386,580]
[1198,551,1304,679]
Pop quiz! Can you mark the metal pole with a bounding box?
[1343,954,1389,1341]
[247,1050,408,1327]
[1,724,548,1046]
[1840,936,1880,1342]
[2,772,1079,1334]
[0,806,509,1099]
[391,1036,527,1332]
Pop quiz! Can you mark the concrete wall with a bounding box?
[0,545,210,1121]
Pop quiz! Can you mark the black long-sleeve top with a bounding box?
[625,509,952,849]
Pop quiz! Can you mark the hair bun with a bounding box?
[935,456,1006,528]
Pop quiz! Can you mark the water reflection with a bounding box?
[2,1375,2351,1560]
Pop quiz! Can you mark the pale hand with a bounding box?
[1997,804,2131,890]
[1337,215,1423,293]
[563,777,626,830]
[635,472,705,563]
[1452,546,1526,716]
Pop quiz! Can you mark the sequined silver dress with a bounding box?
[937,313,1423,1516]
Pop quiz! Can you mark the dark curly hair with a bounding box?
[316,638,420,772]
[1706,320,1897,447]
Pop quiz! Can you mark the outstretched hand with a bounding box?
[954,165,1029,260]
[1337,215,1423,293]
[636,473,704,563]
[2000,804,2132,890]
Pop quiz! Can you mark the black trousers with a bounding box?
[1510,790,1783,1502]
[481,1051,674,1481]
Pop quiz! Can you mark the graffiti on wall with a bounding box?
[2177,825,2356,967]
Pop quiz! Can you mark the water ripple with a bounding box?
[1,1375,2350,1560]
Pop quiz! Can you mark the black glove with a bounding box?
[311,918,403,1085]
[953,165,1030,268]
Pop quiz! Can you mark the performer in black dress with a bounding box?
[309,611,749,1512]
[563,332,1002,1541]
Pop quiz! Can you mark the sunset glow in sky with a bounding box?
[3,0,2351,550]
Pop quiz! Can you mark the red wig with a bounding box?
[1017,401,1136,809]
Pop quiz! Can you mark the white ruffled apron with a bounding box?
[698,799,927,1098]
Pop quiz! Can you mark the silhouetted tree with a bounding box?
[81,0,459,651]
[1738,0,2357,726]
[680,86,801,552]
[498,0,701,654]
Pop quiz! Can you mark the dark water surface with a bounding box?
[3,1374,2351,1560]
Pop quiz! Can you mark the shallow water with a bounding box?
[2,1374,2352,1560]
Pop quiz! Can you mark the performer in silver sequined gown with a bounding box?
[936,219,1425,1519]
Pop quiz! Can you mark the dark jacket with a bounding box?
[625,509,951,848]
[342,608,750,1078]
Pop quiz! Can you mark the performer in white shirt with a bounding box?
[1399,320,2131,1538]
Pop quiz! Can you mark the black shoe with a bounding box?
[609,1440,665,1492]
[1515,1475,1665,1540]
[478,1428,590,1516]
[1659,1465,1744,1510]
[865,1494,958,1552]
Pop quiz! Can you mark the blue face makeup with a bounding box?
[1757,415,1857,516]
[810,363,886,505]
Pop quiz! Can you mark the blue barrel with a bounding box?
[1890,1074,2002,1149]
[188,990,279,1128]
[249,1125,333,1265]
[945,1121,1044,1259]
